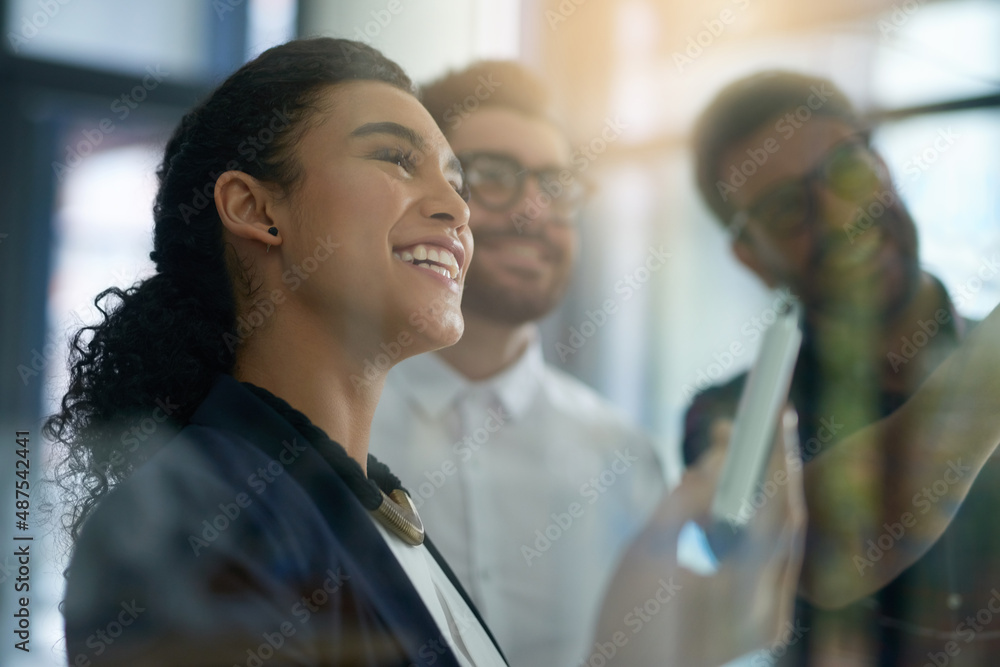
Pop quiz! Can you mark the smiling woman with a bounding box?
[43,38,505,667]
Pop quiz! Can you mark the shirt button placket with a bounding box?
[460,389,494,611]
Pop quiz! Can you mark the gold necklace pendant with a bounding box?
[372,488,425,546]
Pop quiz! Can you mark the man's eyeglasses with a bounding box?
[729,139,887,240]
[458,151,591,219]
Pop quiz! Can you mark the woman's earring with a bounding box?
[266,226,278,253]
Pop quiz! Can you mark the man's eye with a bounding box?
[471,170,514,188]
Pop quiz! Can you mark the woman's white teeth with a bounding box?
[427,264,451,278]
[394,244,460,279]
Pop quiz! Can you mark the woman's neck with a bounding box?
[233,307,385,476]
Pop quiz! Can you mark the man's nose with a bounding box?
[812,181,877,234]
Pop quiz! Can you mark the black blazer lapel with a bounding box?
[190,374,464,666]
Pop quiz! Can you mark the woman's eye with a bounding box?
[374,148,416,173]
[455,180,471,203]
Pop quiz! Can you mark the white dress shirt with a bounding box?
[370,336,673,667]
[370,517,507,667]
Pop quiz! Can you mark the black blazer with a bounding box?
[63,374,506,666]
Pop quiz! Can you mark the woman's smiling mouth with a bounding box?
[393,242,463,280]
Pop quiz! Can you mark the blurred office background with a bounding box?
[0,0,998,664]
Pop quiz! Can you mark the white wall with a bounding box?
[300,0,522,84]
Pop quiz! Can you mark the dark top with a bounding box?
[63,374,506,666]
[682,286,1000,666]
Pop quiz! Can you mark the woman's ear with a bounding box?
[215,171,282,250]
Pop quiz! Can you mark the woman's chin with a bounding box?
[423,320,465,354]
[424,314,466,352]
[385,316,464,365]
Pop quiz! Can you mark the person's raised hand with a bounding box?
[588,411,806,666]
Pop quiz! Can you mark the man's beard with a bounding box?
[460,228,572,326]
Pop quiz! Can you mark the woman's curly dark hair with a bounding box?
[44,38,414,543]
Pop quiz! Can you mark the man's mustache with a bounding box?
[471,226,561,252]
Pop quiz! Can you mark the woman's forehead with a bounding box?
[313,80,449,149]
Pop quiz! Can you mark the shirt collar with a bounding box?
[390,330,545,421]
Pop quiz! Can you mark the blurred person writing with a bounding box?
[684,70,1000,665]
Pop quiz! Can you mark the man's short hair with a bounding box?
[693,70,861,225]
[420,60,556,136]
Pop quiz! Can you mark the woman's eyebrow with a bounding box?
[350,121,425,150]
